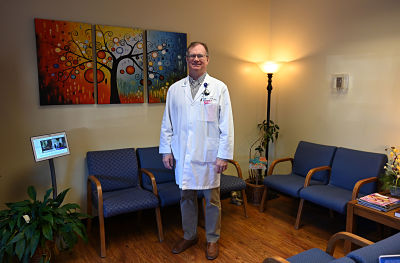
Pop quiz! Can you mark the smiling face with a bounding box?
[186,43,209,80]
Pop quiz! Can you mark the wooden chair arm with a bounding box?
[87,175,104,213]
[262,256,290,263]
[303,166,331,187]
[267,157,294,176]
[140,168,159,196]
[326,231,374,255]
[351,177,378,200]
[227,159,243,179]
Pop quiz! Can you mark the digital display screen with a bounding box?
[31,132,70,162]
[380,255,400,263]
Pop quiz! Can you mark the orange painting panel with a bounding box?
[35,18,95,105]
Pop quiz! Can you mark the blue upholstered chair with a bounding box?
[295,147,387,229]
[220,160,248,217]
[346,231,400,263]
[86,148,163,257]
[136,146,180,207]
[137,147,248,217]
[259,141,337,212]
[263,231,400,263]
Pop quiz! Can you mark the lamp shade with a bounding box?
[258,61,280,74]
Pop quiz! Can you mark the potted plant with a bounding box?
[246,120,279,204]
[380,146,400,196]
[0,186,88,262]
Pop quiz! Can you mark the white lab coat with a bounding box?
[159,74,234,190]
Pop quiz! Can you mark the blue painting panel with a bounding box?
[146,30,187,103]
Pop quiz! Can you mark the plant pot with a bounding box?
[245,179,265,205]
[30,246,51,263]
[390,185,400,197]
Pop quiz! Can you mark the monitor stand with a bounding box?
[48,158,57,199]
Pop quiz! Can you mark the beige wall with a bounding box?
[269,0,400,172]
[0,0,270,207]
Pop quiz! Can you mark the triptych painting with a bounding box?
[34,18,187,105]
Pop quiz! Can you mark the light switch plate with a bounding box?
[332,74,349,93]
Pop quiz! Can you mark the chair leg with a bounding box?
[259,187,268,212]
[241,189,248,218]
[295,199,304,230]
[87,182,92,233]
[155,207,164,242]
[98,210,106,257]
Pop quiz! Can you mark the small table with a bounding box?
[345,199,400,252]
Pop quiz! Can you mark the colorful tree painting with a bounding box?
[146,31,187,103]
[34,18,95,105]
[95,25,145,104]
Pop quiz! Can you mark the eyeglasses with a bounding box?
[187,54,208,60]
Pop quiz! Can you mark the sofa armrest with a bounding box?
[227,159,243,179]
[141,168,159,196]
[262,256,290,263]
[351,177,378,200]
[267,157,294,176]
[303,166,331,187]
[326,231,374,256]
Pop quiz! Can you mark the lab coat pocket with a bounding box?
[204,103,218,122]
[196,101,217,122]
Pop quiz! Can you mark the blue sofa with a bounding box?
[263,231,400,263]
[295,147,387,229]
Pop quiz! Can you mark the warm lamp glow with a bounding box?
[258,61,280,74]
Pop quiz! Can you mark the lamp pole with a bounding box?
[265,73,273,173]
[257,61,280,177]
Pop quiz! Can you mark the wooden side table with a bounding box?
[345,199,400,252]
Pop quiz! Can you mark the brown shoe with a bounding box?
[206,242,219,260]
[172,237,198,254]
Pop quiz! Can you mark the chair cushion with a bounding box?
[137,147,175,188]
[292,141,337,182]
[220,174,246,196]
[287,248,335,263]
[87,148,139,192]
[329,148,387,195]
[299,184,353,214]
[265,173,326,197]
[92,187,160,218]
[347,232,400,263]
[150,182,181,207]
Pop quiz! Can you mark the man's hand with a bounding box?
[162,153,174,169]
[215,158,228,174]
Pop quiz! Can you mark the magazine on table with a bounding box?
[357,193,400,211]
[358,193,400,208]
[357,200,400,212]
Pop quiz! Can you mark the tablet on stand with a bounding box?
[31,132,70,198]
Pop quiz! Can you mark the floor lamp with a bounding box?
[257,61,280,173]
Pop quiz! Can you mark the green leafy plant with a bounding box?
[0,186,88,263]
[380,147,400,191]
[249,120,280,184]
[256,120,279,157]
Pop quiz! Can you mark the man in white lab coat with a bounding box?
[159,42,234,260]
